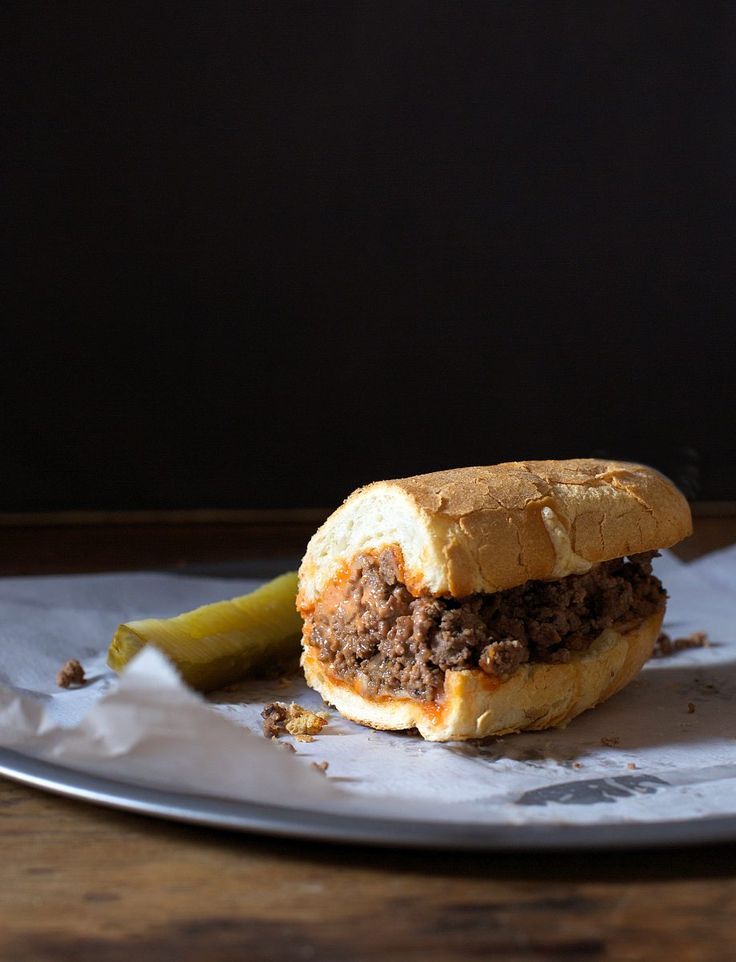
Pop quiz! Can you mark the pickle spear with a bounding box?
[107,571,302,692]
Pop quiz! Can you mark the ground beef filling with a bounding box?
[309,549,665,701]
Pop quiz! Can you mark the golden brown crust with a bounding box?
[297,459,692,606]
[301,611,664,742]
[392,458,691,595]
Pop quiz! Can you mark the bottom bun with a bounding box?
[301,610,664,742]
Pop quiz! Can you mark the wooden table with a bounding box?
[2,510,735,962]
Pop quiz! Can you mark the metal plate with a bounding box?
[3,748,736,849]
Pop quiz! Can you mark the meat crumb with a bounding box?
[687,702,696,714]
[479,638,528,680]
[651,631,710,658]
[56,659,86,688]
[261,701,329,739]
[262,702,290,737]
[311,761,329,774]
[627,763,637,770]
[601,736,620,747]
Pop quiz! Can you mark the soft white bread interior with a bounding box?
[301,610,664,741]
[297,459,691,608]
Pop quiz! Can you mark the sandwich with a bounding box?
[297,459,691,741]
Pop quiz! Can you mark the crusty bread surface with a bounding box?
[297,459,691,607]
[301,611,664,742]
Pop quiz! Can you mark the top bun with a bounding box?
[297,459,692,608]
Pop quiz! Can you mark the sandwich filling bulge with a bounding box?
[305,547,665,702]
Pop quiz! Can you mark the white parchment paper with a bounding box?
[1,549,735,827]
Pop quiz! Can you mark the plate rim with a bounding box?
[3,748,736,850]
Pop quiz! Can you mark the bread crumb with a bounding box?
[572,762,582,769]
[601,736,620,747]
[56,659,86,688]
[285,705,329,737]
[687,702,696,714]
[627,762,637,770]
[295,733,314,743]
[262,701,328,739]
[311,761,329,774]
[651,631,710,658]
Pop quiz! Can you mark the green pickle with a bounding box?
[107,571,302,692]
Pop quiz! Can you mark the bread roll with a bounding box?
[297,459,691,741]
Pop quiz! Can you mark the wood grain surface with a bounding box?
[1,514,735,961]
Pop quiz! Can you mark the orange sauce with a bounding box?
[304,544,464,726]
[474,672,502,693]
[329,560,352,590]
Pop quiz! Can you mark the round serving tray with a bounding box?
[2,748,735,850]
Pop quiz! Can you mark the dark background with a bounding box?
[3,1,735,512]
